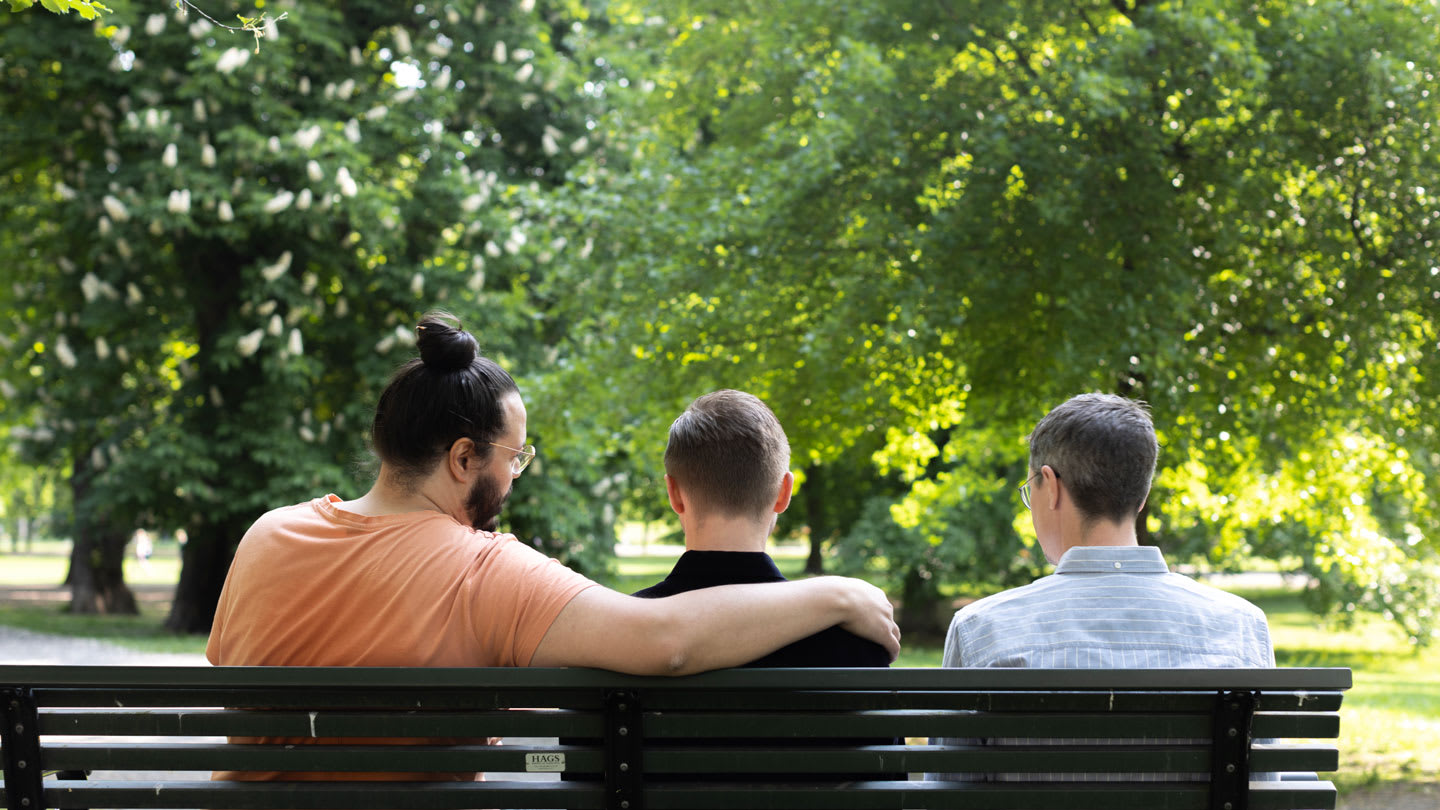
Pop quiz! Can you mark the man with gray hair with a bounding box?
[940,392,1272,670]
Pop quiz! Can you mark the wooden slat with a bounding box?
[645,710,1217,738]
[14,778,1336,810]
[1,666,1354,693]
[37,742,607,773]
[38,708,601,737]
[640,690,1347,713]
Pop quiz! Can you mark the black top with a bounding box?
[633,550,892,668]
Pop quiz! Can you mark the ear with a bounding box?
[772,471,794,515]
[665,474,686,516]
[447,437,478,483]
[1041,464,1062,510]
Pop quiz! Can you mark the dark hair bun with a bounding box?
[415,311,478,372]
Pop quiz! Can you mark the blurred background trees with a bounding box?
[3,0,1437,641]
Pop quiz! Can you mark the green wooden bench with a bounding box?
[1,665,1349,809]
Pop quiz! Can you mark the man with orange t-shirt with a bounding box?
[206,312,899,782]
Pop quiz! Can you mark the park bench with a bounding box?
[1,664,1349,810]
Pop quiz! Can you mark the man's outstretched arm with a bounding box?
[529,576,899,675]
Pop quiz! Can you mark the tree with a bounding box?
[1,0,612,629]
[559,0,1440,639]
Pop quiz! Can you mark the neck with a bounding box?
[682,512,772,553]
[345,466,463,523]
[1054,515,1139,557]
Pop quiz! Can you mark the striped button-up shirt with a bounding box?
[929,545,1274,782]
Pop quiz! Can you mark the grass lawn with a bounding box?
[2,542,1435,791]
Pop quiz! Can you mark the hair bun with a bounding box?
[415,312,478,372]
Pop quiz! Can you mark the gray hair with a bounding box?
[1027,393,1158,524]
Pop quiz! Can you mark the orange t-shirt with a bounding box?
[206,494,597,781]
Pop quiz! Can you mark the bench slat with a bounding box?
[38,708,602,737]
[10,778,1336,810]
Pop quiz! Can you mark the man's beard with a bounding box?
[466,475,512,532]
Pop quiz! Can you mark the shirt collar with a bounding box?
[661,550,787,587]
[1053,545,1170,574]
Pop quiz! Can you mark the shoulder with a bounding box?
[1163,574,1269,620]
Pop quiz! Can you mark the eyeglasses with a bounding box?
[1018,469,1059,510]
[489,442,536,476]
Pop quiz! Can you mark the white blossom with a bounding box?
[541,132,559,156]
[493,41,507,63]
[298,76,311,95]
[257,299,277,316]
[484,240,502,258]
[461,193,485,213]
[98,216,112,236]
[102,195,130,222]
[473,4,487,22]
[236,329,264,357]
[393,28,411,54]
[201,143,216,167]
[337,78,355,100]
[410,272,424,297]
[293,124,322,151]
[58,257,76,274]
[579,237,594,259]
[519,0,535,11]
[307,160,324,182]
[116,238,133,260]
[445,7,459,23]
[162,142,178,167]
[260,251,293,282]
[426,40,450,58]
[336,167,358,197]
[267,136,281,153]
[364,105,388,121]
[296,188,312,209]
[299,425,316,442]
[394,324,416,345]
[515,63,534,83]
[91,447,106,471]
[263,190,294,214]
[468,270,485,291]
[193,98,207,123]
[432,70,451,90]
[55,182,77,200]
[143,109,159,129]
[264,17,279,41]
[167,188,191,214]
[570,136,589,154]
[218,200,235,222]
[55,336,78,368]
[189,19,212,38]
[111,25,131,47]
[215,47,250,74]
[81,273,102,302]
[209,386,224,406]
[393,89,416,104]
[150,219,165,236]
[267,313,284,336]
[343,118,361,143]
[302,272,318,294]
[0,380,16,399]
[349,46,363,66]
[334,298,349,317]
[145,13,166,35]
[375,335,396,354]
[287,328,303,356]
[95,337,111,359]
[127,283,143,304]
[115,346,129,363]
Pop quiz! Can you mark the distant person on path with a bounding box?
[930,393,1273,781]
[206,312,898,783]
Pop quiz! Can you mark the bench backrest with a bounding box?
[1,665,1350,810]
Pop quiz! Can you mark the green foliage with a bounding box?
[0,0,613,627]
[7,0,110,21]
[558,0,1440,640]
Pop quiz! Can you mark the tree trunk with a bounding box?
[164,519,242,634]
[66,455,138,615]
[803,464,827,575]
